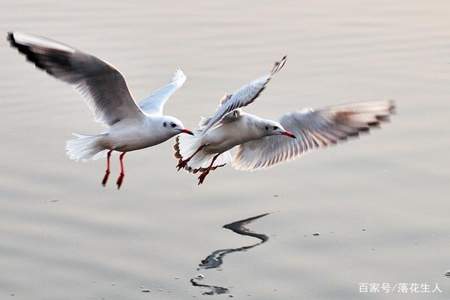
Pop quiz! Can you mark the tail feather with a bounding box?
[174,134,231,173]
[66,133,106,161]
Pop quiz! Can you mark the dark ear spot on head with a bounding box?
[265,126,269,130]
[163,122,167,127]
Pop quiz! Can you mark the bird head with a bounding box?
[162,116,194,136]
[262,120,296,139]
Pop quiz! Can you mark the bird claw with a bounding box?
[197,171,209,185]
[116,173,125,189]
[176,159,188,171]
[101,170,110,186]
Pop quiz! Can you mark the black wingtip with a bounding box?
[271,55,288,75]
[278,55,287,71]
[7,32,16,47]
[6,31,56,75]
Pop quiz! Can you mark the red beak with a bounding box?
[181,129,194,135]
[281,131,296,139]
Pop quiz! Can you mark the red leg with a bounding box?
[177,145,205,171]
[198,154,220,185]
[101,150,113,186]
[116,152,126,189]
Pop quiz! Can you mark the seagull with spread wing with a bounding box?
[174,56,395,185]
[8,32,193,189]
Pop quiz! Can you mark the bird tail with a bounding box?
[174,133,231,173]
[65,133,107,161]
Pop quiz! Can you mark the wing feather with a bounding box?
[138,68,186,115]
[201,56,287,132]
[233,100,395,171]
[8,32,144,125]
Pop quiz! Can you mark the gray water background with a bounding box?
[0,1,449,299]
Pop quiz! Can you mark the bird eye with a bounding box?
[273,126,278,130]
[265,126,269,130]
[163,122,167,127]
[170,123,176,128]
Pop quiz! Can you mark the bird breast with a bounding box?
[105,119,169,152]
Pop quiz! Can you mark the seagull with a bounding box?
[174,56,395,185]
[8,32,193,189]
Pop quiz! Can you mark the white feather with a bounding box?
[139,68,186,115]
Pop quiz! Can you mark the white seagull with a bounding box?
[174,56,395,185]
[8,32,193,189]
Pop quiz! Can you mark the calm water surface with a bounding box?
[1,1,449,299]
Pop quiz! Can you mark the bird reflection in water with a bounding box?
[191,213,270,295]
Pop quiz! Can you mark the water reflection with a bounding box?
[191,213,270,295]
[190,278,230,296]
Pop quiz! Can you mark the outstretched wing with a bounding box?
[139,68,186,115]
[233,100,395,171]
[201,56,287,133]
[8,32,144,126]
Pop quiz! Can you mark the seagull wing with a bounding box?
[201,56,287,133]
[8,32,145,126]
[138,68,186,115]
[232,100,395,171]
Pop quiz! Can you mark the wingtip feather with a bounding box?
[172,67,186,84]
[7,32,15,45]
[271,55,288,75]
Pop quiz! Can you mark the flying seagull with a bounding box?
[8,32,193,189]
[174,56,395,184]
